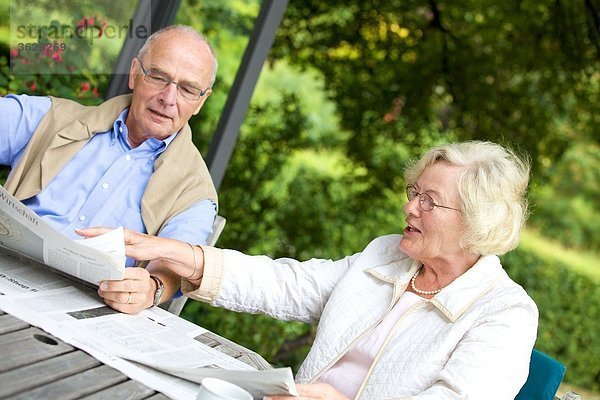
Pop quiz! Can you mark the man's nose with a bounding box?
[158,82,178,104]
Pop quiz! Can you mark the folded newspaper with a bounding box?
[0,185,125,286]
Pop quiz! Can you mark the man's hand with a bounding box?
[265,383,349,400]
[98,267,155,314]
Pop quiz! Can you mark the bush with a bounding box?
[502,249,600,390]
[529,142,600,252]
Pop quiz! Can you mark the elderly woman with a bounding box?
[79,141,538,399]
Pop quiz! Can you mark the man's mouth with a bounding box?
[149,108,173,120]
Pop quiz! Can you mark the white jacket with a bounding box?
[184,235,539,399]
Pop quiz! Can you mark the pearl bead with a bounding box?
[411,266,443,295]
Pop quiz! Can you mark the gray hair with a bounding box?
[404,141,530,256]
[137,25,218,87]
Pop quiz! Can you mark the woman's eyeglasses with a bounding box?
[406,184,461,212]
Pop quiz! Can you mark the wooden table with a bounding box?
[0,309,168,400]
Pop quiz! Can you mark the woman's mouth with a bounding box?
[405,225,421,234]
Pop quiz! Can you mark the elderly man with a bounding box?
[0,25,218,314]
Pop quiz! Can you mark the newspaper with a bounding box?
[0,284,296,399]
[0,185,125,286]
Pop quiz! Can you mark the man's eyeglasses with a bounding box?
[406,184,461,212]
[137,59,208,101]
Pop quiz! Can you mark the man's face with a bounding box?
[126,31,214,142]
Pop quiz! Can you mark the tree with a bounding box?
[272,0,600,177]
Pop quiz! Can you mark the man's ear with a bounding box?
[192,89,212,115]
[128,58,139,90]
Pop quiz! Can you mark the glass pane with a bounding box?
[8,0,141,75]
[0,0,140,103]
[174,0,261,154]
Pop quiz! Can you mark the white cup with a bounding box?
[196,377,253,400]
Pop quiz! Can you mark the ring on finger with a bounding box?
[126,292,132,304]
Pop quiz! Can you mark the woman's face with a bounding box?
[399,162,466,265]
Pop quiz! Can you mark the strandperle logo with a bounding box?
[15,18,149,45]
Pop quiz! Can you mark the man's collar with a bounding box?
[114,108,179,150]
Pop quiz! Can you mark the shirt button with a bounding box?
[101,183,109,190]
[79,215,86,221]
[125,154,131,161]
[119,126,123,133]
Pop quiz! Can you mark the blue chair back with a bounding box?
[515,349,566,400]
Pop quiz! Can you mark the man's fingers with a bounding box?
[102,297,146,314]
[99,269,149,293]
[98,269,154,314]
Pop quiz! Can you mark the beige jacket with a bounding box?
[5,94,217,236]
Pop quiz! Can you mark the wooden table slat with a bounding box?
[0,350,101,398]
[0,327,74,372]
[80,379,157,400]
[0,313,28,334]
[9,365,128,400]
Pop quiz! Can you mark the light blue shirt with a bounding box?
[0,94,216,267]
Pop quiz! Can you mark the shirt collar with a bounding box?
[113,108,179,153]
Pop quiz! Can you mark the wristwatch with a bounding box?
[149,275,164,307]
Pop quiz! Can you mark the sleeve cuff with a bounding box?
[182,245,225,303]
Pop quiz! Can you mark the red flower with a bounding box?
[10,48,18,58]
[81,82,91,92]
[76,18,87,30]
[29,82,37,91]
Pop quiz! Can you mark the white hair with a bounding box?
[404,141,530,256]
[137,25,218,87]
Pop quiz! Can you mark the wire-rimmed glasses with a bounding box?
[138,59,208,101]
[406,184,461,212]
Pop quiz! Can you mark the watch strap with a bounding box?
[149,275,164,306]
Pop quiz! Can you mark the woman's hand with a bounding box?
[265,383,349,400]
[76,227,204,282]
[76,227,167,261]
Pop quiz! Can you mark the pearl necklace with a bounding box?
[411,266,443,295]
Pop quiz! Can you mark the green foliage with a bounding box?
[0,0,124,103]
[272,0,600,177]
[502,249,600,390]
[0,53,107,102]
[175,0,261,153]
[529,142,600,251]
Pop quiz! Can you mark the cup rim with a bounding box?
[200,377,253,400]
